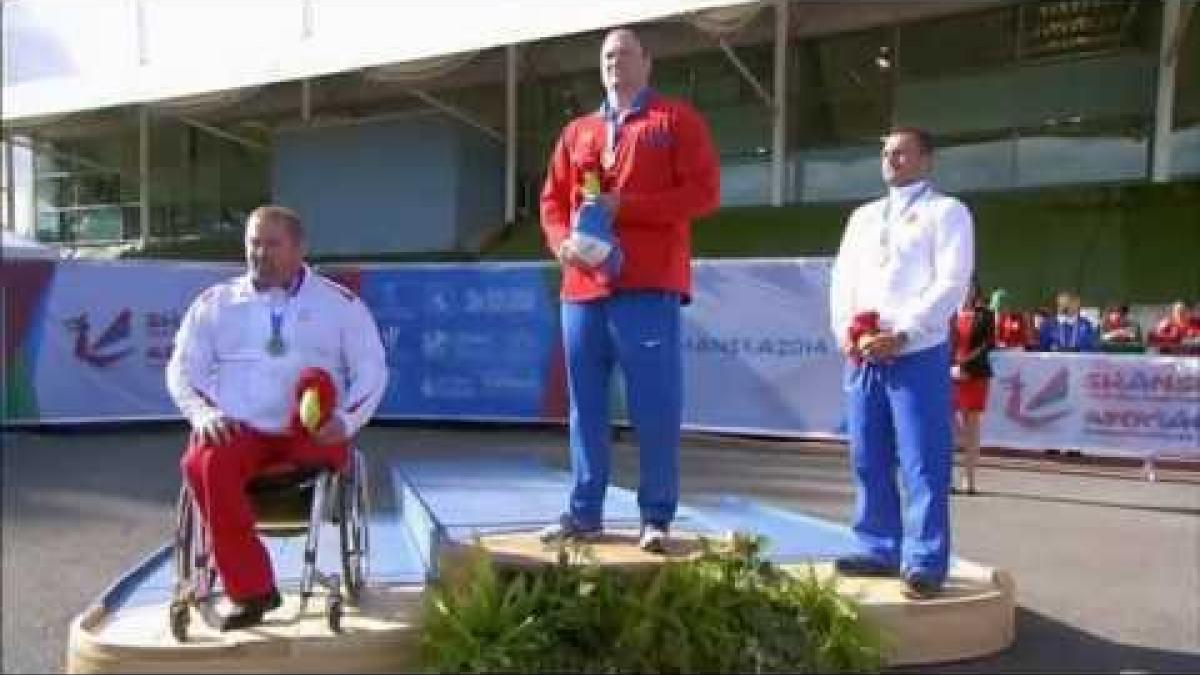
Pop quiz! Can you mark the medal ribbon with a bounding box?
[601,87,651,170]
[879,181,930,262]
[266,269,305,354]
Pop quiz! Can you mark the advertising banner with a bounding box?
[982,351,1200,458]
[681,259,844,437]
[28,261,234,421]
[359,263,565,421]
[7,259,1195,462]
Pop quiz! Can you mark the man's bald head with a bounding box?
[601,27,652,98]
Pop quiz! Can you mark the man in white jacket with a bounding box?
[828,128,974,599]
[166,205,387,629]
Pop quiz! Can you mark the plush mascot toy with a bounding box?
[567,172,623,283]
[292,367,337,436]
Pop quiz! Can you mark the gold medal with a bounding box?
[601,148,616,170]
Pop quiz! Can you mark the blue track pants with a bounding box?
[844,342,953,583]
[561,290,682,529]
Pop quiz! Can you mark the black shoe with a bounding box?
[219,587,282,631]
[538,513,603,544]
[902,573,942,600]
[834,555,899,577]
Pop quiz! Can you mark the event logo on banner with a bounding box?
[983,351,1200,458]
[64,309,136,368]
[997,366,1072,430]
[32,261,234,421]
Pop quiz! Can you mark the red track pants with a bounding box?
[180,429,347,601]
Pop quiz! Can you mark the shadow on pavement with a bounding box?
[902,607,1200,674]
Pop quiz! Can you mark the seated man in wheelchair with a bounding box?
[166,205,387,631]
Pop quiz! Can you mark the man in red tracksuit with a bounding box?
[538,27,720,553]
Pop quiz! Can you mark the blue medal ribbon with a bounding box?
[265,269,305,357]
[600,87,651,169]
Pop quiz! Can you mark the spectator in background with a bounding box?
[1029,306,1052,350]
[1148,301,1200,355]
[1098,303,1144,353]
[1038,291,1097,352]
[991,288,1030,350]
[950,279,994,495]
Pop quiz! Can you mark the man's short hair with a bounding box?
[885,126,935,156]
[248,205,305,242]
[606,27,651,58]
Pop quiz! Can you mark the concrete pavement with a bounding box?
[3,424,1197,673]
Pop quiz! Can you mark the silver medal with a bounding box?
[266,335,287,357]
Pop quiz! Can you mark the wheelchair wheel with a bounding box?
[327,593,344,633]
[169,600,190,642]
[173,486,194,591]
[171,488,193,641]
[339,454,369,605]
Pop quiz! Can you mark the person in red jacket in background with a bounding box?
[538,27,720,553]
[1098,303,1144,353]
[952,280,995,495]
[1149,301,1200,355]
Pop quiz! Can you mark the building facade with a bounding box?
[2,1,1196,285]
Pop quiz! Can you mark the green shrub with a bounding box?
[420,534,885,673]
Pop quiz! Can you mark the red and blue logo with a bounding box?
[1000,367,1072,429]
[64,309,134,368]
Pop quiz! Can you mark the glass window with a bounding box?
[797,27,893,147]
[1171,3,1200,177]
[932,135,1017,193]
[792,143,882,203]
[29,107,269,246]
[899,8,1016,80]
[1018,0,1157,62]
[891,0,1158,192]
[1015,117,1149,187]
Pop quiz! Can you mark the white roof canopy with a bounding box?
[2,0,763,124]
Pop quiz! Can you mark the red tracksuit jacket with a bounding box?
[540,91,720,302]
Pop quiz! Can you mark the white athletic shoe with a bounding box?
[638,522,669,554]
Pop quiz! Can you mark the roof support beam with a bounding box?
[139,106,150,248]
[717,37,773,108]
[409,89,504,143]
[1151,0,1184,182]
[176,115,268,153]
[505,44,519,226]
[770,0,788,206]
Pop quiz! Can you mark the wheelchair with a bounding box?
[168,447,370,640]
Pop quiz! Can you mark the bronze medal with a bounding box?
[601,148,616,170]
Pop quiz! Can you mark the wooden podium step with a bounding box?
[66,585,424,674]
